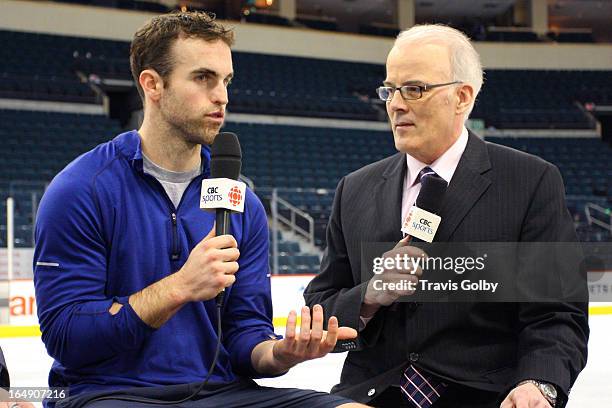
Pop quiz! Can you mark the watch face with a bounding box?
[541,383,557,399]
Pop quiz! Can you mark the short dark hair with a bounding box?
[130,11,234,101]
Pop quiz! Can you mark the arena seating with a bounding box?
[225,123,612,247]
[244,12,293,27]
[486,30,539,42]
[549,31,595,43]
[2,30,610,127]
[51,0,169,13]
[0,29,610,257]
[1,109,610,250]
[0,110,122,247]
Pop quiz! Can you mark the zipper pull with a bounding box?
[171,212,180,261]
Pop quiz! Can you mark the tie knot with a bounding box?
[414,167,437,186]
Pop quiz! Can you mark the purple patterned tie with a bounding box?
[413,166,437,186]
[400,365,448,407]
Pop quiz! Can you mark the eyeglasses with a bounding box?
[376,81,462,101]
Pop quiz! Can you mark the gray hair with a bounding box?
[394,24,483,120]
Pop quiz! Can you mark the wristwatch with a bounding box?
[518,380,557,407]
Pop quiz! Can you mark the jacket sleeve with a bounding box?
[34,172,155,369]
[512,163,589,407]
[303,177,385,350]
[222,190,279,377]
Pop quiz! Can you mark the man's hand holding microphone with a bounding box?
[361,238,427,317]
[361,169,447,318]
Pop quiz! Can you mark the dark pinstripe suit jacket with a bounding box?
[304,131,588,407]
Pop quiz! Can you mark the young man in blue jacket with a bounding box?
[33,11,363,408]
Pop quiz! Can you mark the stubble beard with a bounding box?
[160,94,221,147]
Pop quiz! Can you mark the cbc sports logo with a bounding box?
[402,206,440,242]
[204,185,244,207]
[404,211,434,235]
[200,178,247,212]
[228,186,243,207]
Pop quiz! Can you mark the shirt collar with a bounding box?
[406,126,469,186]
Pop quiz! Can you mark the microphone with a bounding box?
[401,172,448,243]
[200,132,246,305]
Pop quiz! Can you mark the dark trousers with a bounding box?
[53,379,353,408]
[369,384,501,408]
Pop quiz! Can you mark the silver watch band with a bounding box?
[517,380,557,407]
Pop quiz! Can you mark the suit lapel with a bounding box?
[374,152,406,243]
[435,131,492,241]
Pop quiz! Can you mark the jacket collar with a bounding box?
[378,130,491,241]
[113,130,212,178]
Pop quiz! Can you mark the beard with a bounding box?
[159,90,222,146]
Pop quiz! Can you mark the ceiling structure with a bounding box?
[548,0,612,41]
[160,0,612,41]
[294,0,611,40]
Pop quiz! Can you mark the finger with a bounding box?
[395,261,422,277]
[499,391,515,408]
[393,235,411,249]
[322,315,339,349]
[222,274,236,288]
[209,234,238,249]
[306,305,324,356]
[218,247,240,262]
[203,224,216,241]
[380,251,426,277]
[218,260,239,276]
[387,244,427,259]
[206,248,238,264]
[196,225,216,250]
[284,310,297,346]
[295,306,311,354]
[336,326,358,340]
[384,272,419,289]
[311,304,324,334]
[405,245,428,259]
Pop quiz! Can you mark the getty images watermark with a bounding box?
[362,242,597,302]
[371,251,499,293]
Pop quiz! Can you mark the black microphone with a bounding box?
[209,132,242,305]
[416,173,447,215]
[402,172,448,243]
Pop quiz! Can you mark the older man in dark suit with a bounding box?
[304,24,588,408]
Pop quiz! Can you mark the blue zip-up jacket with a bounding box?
[33,130,277,399]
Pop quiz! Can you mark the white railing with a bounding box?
[270,189,315,275]
[6,198,14,283]
[585,203,612,232]
[240,174,255,191]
